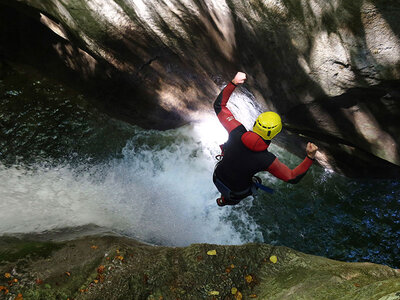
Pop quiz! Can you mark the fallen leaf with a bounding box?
[35,279,43,285]
[143,274,149,284]
[91,245,98,250]
[4,273,11,279]
[245,275,253,283]
[98,274,105,283]
[208,291,219,296]
[225,268,231,273]
[65,272,71,277]
[269,255,278,264]
[249,294,258,298]
[115,255,124,261]
[235,291,243,300]
[207,250,217,256]
[15,293,23,300]
[231,264,235,269]
[116,249,120,254]
[0,286,8,295]
[97,265,105,274]
[231,287,238,295]
[354,283,361,287]
[94,279,99,284]
[13,278,18,283]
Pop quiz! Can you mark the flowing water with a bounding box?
[0,70,399,268]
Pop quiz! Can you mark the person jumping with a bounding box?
[213,72,318,206]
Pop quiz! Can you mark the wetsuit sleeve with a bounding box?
[267,156,314,184]
[214,82,242,133]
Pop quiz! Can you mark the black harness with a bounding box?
[213,125,275,205]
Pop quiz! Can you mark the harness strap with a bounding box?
[254,182,274,194]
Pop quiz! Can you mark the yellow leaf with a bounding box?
[13,278,18,283]
[4,273,11,279]
[207,250,217,256]
[115,255,124,261]
[65,272,71,277]
[269,255,277,264]
[94,279,99,284]
[91,245,98,250]
[116,249,120,254]
[208,290,219,295]
[231,264,235,269]
[235,291,243,300]
[15,293,23,300]
[245,275,253,283]
[249,294,258,298]
[231,287,238,294]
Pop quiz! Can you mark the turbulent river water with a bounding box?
[1,70,399,268]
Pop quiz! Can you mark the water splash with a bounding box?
[0,85,264,246]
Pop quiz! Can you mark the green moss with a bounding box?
[19,252,104,299]
[0,236,399,300]
[0,237,63,264]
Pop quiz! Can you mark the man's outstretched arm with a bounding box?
[267,142,318,184]
[214,72,246,133]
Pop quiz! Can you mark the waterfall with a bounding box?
[0,85,264,246]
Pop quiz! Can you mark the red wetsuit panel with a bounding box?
[214,82,242,133]
[267,156,314,184]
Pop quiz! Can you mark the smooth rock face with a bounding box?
[0,234,399,299]
[1,0,400,177]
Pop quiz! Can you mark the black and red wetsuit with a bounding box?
[213,81,314,203]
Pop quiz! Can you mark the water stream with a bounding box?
[0,70,399,268]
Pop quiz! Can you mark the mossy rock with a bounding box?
[1,235,399,299]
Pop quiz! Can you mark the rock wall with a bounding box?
[1,0,400,177]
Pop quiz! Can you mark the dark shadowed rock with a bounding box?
[1,0,400,177]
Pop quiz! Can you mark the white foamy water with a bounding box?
[0,86,264,246]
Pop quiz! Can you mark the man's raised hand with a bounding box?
[232,72,247,85]
[306,142,318,159]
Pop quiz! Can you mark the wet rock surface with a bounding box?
[1,234,399,300]
[1,0,400,177]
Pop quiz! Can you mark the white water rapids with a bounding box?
[0,88,265,246]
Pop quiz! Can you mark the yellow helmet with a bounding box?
[252,112,282,140]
